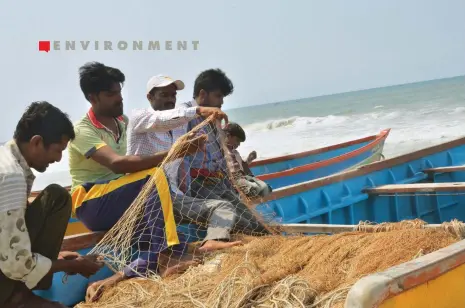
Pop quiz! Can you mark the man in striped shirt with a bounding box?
[0,102,103,308]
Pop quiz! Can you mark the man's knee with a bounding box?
[207,197,230,206]
[41,184,72,214]
[43,184,71,200]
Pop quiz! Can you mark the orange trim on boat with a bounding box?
[249,130,384,167]
[256,129,390,181]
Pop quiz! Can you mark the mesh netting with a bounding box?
[76,115,465,307]
[85,115,278,280]
[77,219,465,308]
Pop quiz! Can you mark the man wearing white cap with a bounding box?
[127,74,247,252]
[127,74,229,155]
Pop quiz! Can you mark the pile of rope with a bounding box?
[76,219,464,308]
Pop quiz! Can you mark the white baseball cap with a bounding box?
[146,75,185,94]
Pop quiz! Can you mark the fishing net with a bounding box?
[76,219,465,308]
[76,114,465,307]
[84,114,279,282]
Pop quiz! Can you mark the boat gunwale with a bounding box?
[345,238,465,307]
[257,128,390,181]
[61,231,105,252]
[257,134,465,203]
[249,130,384,167]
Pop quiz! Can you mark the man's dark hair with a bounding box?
[79,62,125,101]
[13,101,75,146]
[193,69,234,98]
[224,122,246,142]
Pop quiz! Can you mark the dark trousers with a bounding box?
[74,169,187,278]
[0,184,71,306]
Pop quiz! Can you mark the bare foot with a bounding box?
[86,272,125,303]
[158,251,203,276]
[198,240,243,253]
[160,259,202,277]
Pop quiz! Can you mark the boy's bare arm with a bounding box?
[241,159,254,176]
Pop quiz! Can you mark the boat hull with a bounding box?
[256,138,465,226]
[37,134,465,307]
[257,129,389,189]
[34,247,113,306]
[249,129,390,176]
[346,238,465,308]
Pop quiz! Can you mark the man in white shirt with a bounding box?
[0,102,103,308]
[127,75,246,252]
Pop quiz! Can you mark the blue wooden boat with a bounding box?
[34,134,465,307]
[253,129,390,189]
[254,135,465,226]
[249,129,390,176]
[29,129,390,238]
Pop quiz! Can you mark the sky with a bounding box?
[0,0,464,142]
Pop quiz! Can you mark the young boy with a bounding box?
[223,122,272,199]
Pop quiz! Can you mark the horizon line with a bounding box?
[224,74,465,111]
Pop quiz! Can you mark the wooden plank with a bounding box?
[61,231,106,252]
[364,182,465,194]
[424,166,465,174]
[281,223,443,234]
[281,224,357,233]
